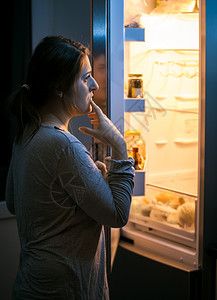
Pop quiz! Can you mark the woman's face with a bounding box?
[66,55,99,116]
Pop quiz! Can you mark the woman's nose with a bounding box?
[90,77,99,91]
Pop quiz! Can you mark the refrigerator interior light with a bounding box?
[139,14,199,50]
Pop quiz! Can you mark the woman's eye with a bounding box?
[84,74,91,82]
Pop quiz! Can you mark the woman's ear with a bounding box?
[57,91,64,98]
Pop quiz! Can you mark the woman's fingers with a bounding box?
[90,100,104,120]
[80,99,125,150]
[88,112,97,118]
[95,160,107,173]
[88,111,98,125]
[88,101,106,126]
[90,119,99,125]
[79,126,98,137]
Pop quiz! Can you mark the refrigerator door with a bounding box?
[106,0,125,271]
[91,0,122,273]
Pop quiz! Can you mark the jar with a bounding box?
[128,74,143,98]
[125,130,146,169]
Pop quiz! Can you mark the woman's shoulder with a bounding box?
[38,124,90,157]
[38,124,81,146]
[37,125,91,162]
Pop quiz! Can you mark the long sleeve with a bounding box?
[55,141,135,228]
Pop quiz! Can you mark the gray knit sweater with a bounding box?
[6,124,134,300]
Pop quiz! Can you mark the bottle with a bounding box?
[128,74,143,98]
[124,130,146,162]
[132,147,143,170]
[136,136,146,161]
[124,130,139,158]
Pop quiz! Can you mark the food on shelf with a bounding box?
[131,196,152,216]
[140,197,153,216]
[167,211,179,224]
[177,202,195,228]
[150,205,177,222]
[155,192,185,209]
[168,197,185,209]
[141,206,152,217]
[130,190,195,231]
[155,192,175,203]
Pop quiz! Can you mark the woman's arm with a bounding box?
[58,141,134,228]
[57,100,134,227]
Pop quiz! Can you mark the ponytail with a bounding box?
[10,84,41,143]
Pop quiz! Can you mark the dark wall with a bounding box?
[0,0,31,201]
[1,2,13,201]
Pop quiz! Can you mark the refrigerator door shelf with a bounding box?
[127,184,197,248]
[120,223,198,270]
[125,98,145,112]
[132,170,145,196]
[124,28,145,42]
[127,212,195,248]
[132,155,147,196]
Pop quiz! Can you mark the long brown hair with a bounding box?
[10,36,89,143]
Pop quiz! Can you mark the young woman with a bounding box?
[6,36,134,299]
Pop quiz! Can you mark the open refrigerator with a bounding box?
[107,0,200,270]
[122,1,200,270]
[92,0,217,298]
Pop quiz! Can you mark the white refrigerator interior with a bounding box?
[109,0,200,271]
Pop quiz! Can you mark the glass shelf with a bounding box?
[132,170,145,196]
[124,28,145,42]
[124,98,145,112]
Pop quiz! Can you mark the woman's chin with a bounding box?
[85,104,92,114]
[78,104,92,115]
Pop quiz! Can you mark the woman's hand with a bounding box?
[95,160,107,177]
[79,100,127,160]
